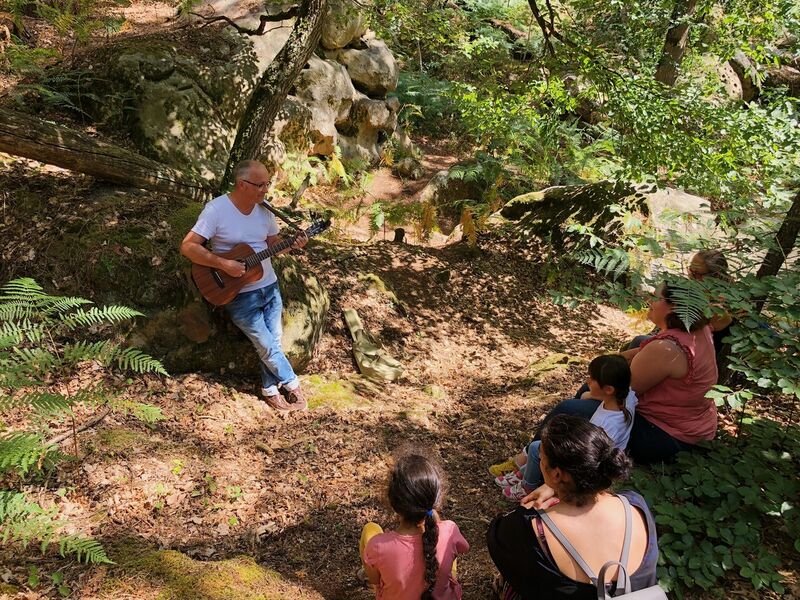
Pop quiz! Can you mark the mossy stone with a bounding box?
[102,540,321,599]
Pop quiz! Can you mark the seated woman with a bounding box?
[626,249,733,359]
[687,250,734,358]
[487,415,659,599]
[529,279,718,465]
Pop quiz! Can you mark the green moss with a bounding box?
[0,583,19,594]
[104,541,319,599]
[525,353,585,382]
[304,374,370,409]
[97,428,150,455]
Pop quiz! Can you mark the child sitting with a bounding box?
[497,354,637,501]
[360,453,470,600]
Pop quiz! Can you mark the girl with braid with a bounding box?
[360,453,470,600]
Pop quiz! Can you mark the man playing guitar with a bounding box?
[180,160,309,412]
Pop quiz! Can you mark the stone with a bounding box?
[499,181,720,258]
[728,51,760,102]
[765,64,800,98]
[321,0,368,50]
[334,39,399,96]
[418,169,484,235]
[293,56,356,155]
[263,96,314,165]
[79,29,260,182]
[393,157,423,179]
[336,94,397,163]
[132,256,328,375]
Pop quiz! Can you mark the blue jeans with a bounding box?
[523,441,544,489]
[225,283,298,396]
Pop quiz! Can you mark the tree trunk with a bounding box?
[219,0,327,192]
[717,188,799,383]
[0,107,211,200]
[754,188,800,310]
[655,0,698,86]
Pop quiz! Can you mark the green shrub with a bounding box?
[628,419,799,597]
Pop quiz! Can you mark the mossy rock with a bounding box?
[526,353,585,382]
[101,540,322,599]
[132,254,329,376]
[304,373,376,409]
[499,181,653,247]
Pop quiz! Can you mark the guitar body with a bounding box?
[191,244,264,307]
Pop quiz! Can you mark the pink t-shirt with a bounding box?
[363,520,470,600]
[638,326,718,444]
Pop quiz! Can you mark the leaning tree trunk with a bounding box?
[219,0,327,192]
[754,188,800,311]
[717,188,800,383]
[0,107,211,200]
[655,0,698,86]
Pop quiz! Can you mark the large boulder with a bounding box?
[263,96,314,165]
[337,94,397,162]
[293,56,357,155]
[81,28,261,182]
[133,256,329,375]
[333,39,399,97]
[321,0,368,50]
[498,181,719,251]
[728,51,760,102]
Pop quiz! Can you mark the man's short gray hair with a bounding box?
[233,159,270,183]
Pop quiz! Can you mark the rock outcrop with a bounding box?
[71,0,401,181]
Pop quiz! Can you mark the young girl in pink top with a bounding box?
[360,454,470,600]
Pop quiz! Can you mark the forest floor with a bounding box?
[2,3,797,600]
[0,136,661,599]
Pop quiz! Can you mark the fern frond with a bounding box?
[0,301,37,322]
[0,391,73,415]
[61,305,143,329]
[575,248,630,280]
[41,296,93,316]
[58,534,113,564]
[0,278,46,301]
[61,340,116,364]
[0,491,56,546]
[113,348,168,376]
[664,276,709,332]
[0,432,54,475]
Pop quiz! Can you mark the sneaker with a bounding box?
[502,482,527,502]
[494,470,523,488]
[488,458,517,477]
[284,387,308,411]
[264,393,295,412]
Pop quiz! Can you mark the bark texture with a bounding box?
[655,0,698,86]
[220,0,327,191]
[755,188,800,309]
[0,107,211,200]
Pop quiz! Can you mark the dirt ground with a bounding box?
[0,223,649,598]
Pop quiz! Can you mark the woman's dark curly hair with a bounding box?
[387,454,444,600]
[540,415,632,506]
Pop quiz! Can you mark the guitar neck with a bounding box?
[241,236,296,269]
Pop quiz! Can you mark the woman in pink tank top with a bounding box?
[624,281,719,464]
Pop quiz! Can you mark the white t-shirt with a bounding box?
[590,390,638,450]
[191,194,280,293]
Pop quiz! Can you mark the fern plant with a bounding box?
[0,277,167,565]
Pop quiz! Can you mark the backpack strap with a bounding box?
[616,495,633,593]
[538,494,634,594]
[537,511,598,583]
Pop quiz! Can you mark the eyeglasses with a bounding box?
[242,179,269,190]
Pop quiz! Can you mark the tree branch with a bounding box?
[46,406,111,446]
[190,8,301,36]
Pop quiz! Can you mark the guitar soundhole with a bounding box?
[211,271,225,288]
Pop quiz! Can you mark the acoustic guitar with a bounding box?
[192,219,331,306]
